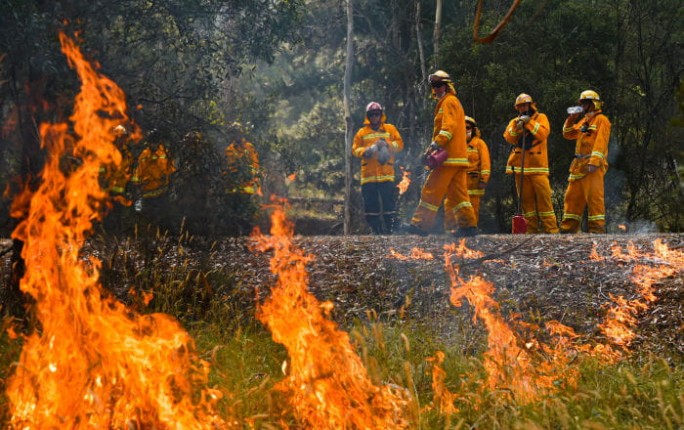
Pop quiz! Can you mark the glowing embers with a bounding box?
[6,33,225,428]
[253,204,410,429]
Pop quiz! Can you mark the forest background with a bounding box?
[0,0,682,237]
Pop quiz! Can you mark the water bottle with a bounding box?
[567,106,583,115]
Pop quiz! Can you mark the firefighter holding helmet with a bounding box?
[560,90,611,234]
[406,70,477,237]
[463,116,491,227]
[503,93,559,233]
[352,101,404,234]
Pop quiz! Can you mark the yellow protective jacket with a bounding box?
[352,114,403,185]
[562,111,611,181]
[225,139,260,194]
[131,144,176,198]
[466,135,491,185]
[433,92,468,167]
[503,111,551,175]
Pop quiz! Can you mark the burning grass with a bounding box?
[1,30,682,429]
[3,229,683,428]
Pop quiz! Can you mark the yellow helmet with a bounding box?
[465,116,477,127]
[514,93,534,107]
[428,70,452,85]
[578,90,602,110]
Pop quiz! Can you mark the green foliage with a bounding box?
[0,0,682,234]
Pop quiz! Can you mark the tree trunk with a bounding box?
[416,1,427,82]
[433,0,442,69]
[343,0,354,235]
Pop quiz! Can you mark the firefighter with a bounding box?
[352,101,404,234]
[130,130,176,205]
[101,124,134,199]
[560,90,611,234]
[503,93,559,234]
[463,116,490,227]
[223,125,261,235]
[406,70,477,237]
[224,129,260,195]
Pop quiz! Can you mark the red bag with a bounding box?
[424,147,448,169]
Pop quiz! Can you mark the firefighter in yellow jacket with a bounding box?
[464,116,490,226]
[352,101,404,234]
[503,93,559,234]
[131,132,176,200]
[225,137,260,195]
[407,70,477,237]
[560,90,611,234]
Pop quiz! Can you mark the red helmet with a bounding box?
[365,101,383,113]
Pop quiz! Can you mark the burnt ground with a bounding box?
[209,233,683,359]
[2,233,683,360]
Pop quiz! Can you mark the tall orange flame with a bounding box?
[6,33,225,428]
[254,203,410,429]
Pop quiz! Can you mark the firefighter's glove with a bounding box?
[377,146,391,165]
[364,144,379,158]
[519,115,531,124]
[429,141,440,151]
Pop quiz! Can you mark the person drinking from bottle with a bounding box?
[560,90,611,234]
[503,93,559,234]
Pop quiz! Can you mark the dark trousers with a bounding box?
[362,181,398,234]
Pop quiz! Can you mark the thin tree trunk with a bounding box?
[433,0,442,69]
[416,1,427,82]
[343,0,354,235]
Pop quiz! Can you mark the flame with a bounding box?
[598,240,681,353]
[426,351,459,415]
[388,247,434,260]
[446,260,576,404]
[397,168,411,195]
[286,172,297,182]
[6,33,225,428]
[254,203,410,429]
[444,239,484,260]
[589,243,603,261]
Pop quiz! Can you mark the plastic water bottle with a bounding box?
[567,106,583,114]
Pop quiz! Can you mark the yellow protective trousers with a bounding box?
[467,175,485,225]
[412,166,476,232]
[560,170,606,233]
[515,174,559,234]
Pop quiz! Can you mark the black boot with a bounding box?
[452,226,478,238]
[366,215,384,235]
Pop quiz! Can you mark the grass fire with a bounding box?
[1,27,683,430]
